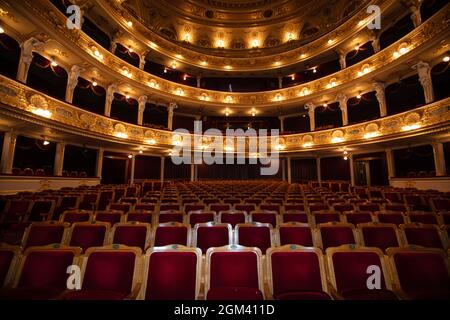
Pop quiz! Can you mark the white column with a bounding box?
[281,158,286,181]
[278,116,285,132]
[349,154,355,186]
[160,156,165,182]
[65,65,83,104]
[305,102,315,131]
[410,4,422,27]
[139,52,147,70]
[196,76,201,88]
[0,131,17,174]
[432,142,447,176]
[17,38,42,83]
[316,158,322,183]
[414,61,434,104]
[95,148,104,178]
[130,154,136,185]
[104,83,117,117]
[137,95,148,125]
[373,82,387,117]
[53,142,65,176]
[385,148,396,178]
[337,93,348,126]
[278,76,283,89]
[339,53,346,69]
[167,103,177,130]
[287,157,292,184]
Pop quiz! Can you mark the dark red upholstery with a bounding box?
[0,250,75,300]
[314,213,340,224]
[332,251,396,300]
[220,212,246,227]
[408,213,438,225]
[28,200,54,221]
[154,226,188,246]
[185,204,205,214]
[345,212,373,225]
[333,204,354,213]
[113,225,148,250]
[62,211,91,224]
[234,204,255,214]
[385,204,407,212]
[196,226,230,253]
[69,225,106,251]
[403,227,444,249]
[271,251,330,300]
[285,204,305,211]
[279,226,313,246]
[0,250,14,286]
[237,226,272,253]
[376,213,405,226]
[358,203,380,213]
[146,251,198,300]
[65,251,136,300]
[134,204,155,211]
[320,226,355,250]
[208,251,261,300]
[24,224,65,249]
[158,212,184,223]
[260,204,280,213]
[309,204,329,213]
[95,212,122,226]
[160,204,180,211]
[392,252,450,299]
[108,203,130,213]
[2,200,31,222]
[251,213,277,227]
[210,204,230,213]
[126,212,153,224]
[189,213,215,227]
[361,226,399,251]
[432,198,450,211]
[282,212,308,223]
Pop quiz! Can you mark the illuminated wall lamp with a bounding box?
[146,138,156,145]
[364,131,380,139]
[401,123,421,131]
[31,108,52,118]
[115,132,128,139]
[331,137,344,143]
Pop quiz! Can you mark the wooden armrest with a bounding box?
[125,283,141,300]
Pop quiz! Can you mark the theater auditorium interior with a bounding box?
[0,0,449,305]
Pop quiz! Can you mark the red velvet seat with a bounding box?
[0,245,19,287]
[400,223,446,249]
[250,212,278,227]
[343,211,373,225]
[144,246,201,300]
[158,211,184,223]
[159,203,180,212]
[193,223,232,253]
[375,212,406,226]
[111,223,151,250]
[278,223,314,247]
[387,247,450,299]
[125,211,153,224]
[153,223,190,247]
[431,198,450,212]
[185,204,205,214]
[313,212,341,225]
[134,203,156,212]
[358,203,381,213]
[94,211,123,226]
[188,211,216,227]
[260,204,280,213]
[62,246,140,300]
[209,204,231,213]
[28,200,55,221]
[317,223,356,250]
[218,211,247,227]
[326,246,397,300]
[358,223,401,252]
[267,246,331,300]
[284,204,305,212]
[79,194,99,211]
[332,204,354,213]
[67,222,108,252]
[1,199,33,224]
[206,245,263,300]
[0,246,81,300]
[309,204,330,213]
[385,204,408,213]
[408,212,438,225]
[107,203,131,214]
[281,211,308,223]
[235,223,273,254]
[234,204,255,214]
[22,222,67,249]
[61,210,92,224]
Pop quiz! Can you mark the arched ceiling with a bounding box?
[121,0,369,56]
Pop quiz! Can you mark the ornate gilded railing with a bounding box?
[9,1,450,107]
[0,75,448,153]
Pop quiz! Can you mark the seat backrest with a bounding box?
[316,223,356,250]
[2,199,33,222]
[28,200,55,221]
[408,212,438,225]
[282,211,309,224]
[193,223,232,254]
[358,203,380,213]
[235,223,273,254]
[278,223,314,247]
[16,246,81,290]
[206,245,263,295]
[125,211,154,224]
[22,222,68,249]
[375,212,406,226]
[313,212,341,225]
[400,223,446,249]
[158,211,184,224]
[94,211,123,226]
[209,204,230,213]
[111,223,151,250]
[250,212,278,228]
[234,204,255,214]
[188,211,216,227]
[67,222,109,251]
[61,210,92,224]
[326,246,391,294]
[218,211,247,227]
[107,203,131,213]
[358,223,401,251]
[143,245,202,300]
[343,211,373,225]
[387,247,450,295]
[267,245,327,298]
[153,222,190,247]
[81,245,140,296]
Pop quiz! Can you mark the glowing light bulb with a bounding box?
[0,26,4,34]
[128,154,133,159]
[92,81,98,87]
[43,140,50,146]
[443,56,450,62]
[127,21,133,27]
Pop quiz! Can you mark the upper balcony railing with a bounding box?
[0,75,448,154]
